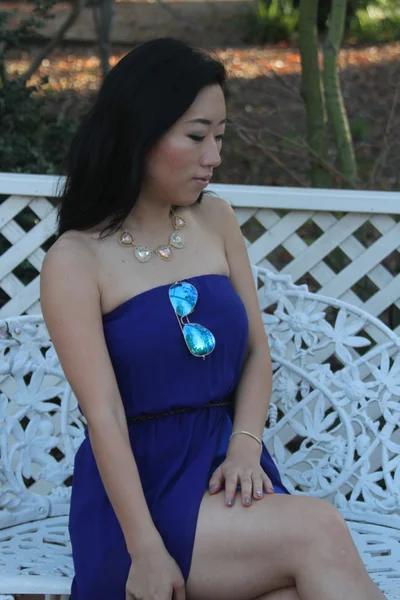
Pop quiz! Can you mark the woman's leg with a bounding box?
[186,491,385,600]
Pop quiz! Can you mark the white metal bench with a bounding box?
[1,265,399,599]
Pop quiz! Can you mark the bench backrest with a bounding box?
[1,266,399,530]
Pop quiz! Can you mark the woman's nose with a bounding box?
[201,139,222,168]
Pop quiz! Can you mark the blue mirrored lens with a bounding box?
[183,323,215,357]
[169,282,198,317]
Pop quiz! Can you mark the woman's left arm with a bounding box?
[208,197,275,506]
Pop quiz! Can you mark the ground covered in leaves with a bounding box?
[4,1,400,190]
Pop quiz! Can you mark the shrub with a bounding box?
[0,0,78,173]
[0,79,78,173]
[241,0,299,44]
[349,0,400,42]
[239,0,400,44]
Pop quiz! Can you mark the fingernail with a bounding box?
[227,497,233,506]
[256,490,262,498]
[268,487,275,493]
[209,484,215,492]
[243,496,251,505]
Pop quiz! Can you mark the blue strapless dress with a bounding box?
[69,273,289,599]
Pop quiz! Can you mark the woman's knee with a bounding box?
[300,499,361,568]
[308,498,347,533]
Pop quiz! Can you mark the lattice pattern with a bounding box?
[238,208,400,335]
[0,194,58,317]
[1,185,400,344]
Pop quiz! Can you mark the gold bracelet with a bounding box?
[229,430,262,447]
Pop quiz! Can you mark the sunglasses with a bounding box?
[169,281,216,359]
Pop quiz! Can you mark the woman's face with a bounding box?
[143,84,226,207]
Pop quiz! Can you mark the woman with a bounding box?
[40,38,385,600]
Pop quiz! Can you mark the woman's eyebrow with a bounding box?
[185,118,226,125]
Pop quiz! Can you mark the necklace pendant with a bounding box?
[156,245,173,261]
[135,245,153,263]
[119,231,135,246]
[170,231,184,249]
[172,215,187,230]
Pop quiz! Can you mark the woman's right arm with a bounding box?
[40,236,185,600]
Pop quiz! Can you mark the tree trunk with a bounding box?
[323,0,358,186]
[0,41,7,87]
[92,0,114,79]
[298,0,332,188]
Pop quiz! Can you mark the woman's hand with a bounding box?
[208,435,275,507]
[126,537,186,600]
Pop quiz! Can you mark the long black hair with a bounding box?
[57,38,227,238]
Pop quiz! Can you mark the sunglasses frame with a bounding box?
[169,281,216,360]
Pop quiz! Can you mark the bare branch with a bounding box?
[232,119,307,187]
[20,0,87,85]
[270,68,302,98]
[231,118,358,189]
[369,81,400,187]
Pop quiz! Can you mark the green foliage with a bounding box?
[239,0,400,44]
[350,114,370,140]
[349,0,400,42]
[0,79,78,173]
[0,1,78,173]
[241,0,299,44]
[0,0,57,62]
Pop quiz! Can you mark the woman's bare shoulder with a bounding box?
[193,193,232,228]
[50,225,102,252]
[43,225,105,273]
[198,192,231,211]
[41,228,101,308]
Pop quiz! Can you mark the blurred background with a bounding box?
[1,0,399,190]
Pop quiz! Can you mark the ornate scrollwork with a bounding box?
[0,267,399,597]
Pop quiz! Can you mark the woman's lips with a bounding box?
[192,177,210,187]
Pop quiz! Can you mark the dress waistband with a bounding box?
[126,400,233,423]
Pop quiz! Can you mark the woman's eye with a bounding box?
[189,134,224,142]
